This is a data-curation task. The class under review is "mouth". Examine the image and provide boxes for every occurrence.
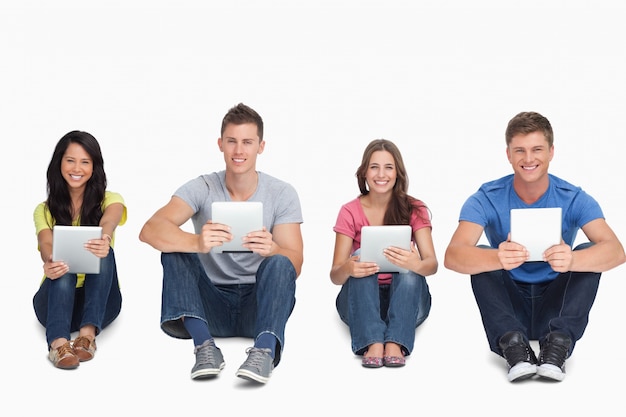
[374,180,389,185]
[521,165,538,171]
[232,158,245,163]
[69,174,83,180]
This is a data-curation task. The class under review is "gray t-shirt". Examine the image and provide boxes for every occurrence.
[174,170,303,285]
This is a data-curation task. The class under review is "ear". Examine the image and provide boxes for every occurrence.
[257,140,266,155]
[217,137,224,152]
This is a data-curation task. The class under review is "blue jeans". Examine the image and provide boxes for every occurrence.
[33,249,122,348]
[159,252,297,366]
[471,242,600,357]
[336,271,431,356]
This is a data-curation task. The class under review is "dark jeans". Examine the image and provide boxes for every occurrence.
[33,249,122,348]
[471,242,600,357]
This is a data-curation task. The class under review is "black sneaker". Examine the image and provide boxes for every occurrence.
[536,332,572,381]
[498,331,537,382]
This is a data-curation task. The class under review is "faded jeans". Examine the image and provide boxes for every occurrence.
[159,252,296,366]
[336,270,431,356]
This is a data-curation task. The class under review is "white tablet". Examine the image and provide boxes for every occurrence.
[510,207,562,262]
[211,201,264,253]
[359,225,412,273]
[52,225,102,274]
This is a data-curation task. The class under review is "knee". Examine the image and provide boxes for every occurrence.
[395,272,423,290]
[261,254,294,272]
[98,249,117,272]
[53,274,78,292]
[161,251,197,269]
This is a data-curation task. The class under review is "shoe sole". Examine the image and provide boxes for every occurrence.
[191,362,225,380]
[362,363,384,368]
[54,361,80,370]
[383,356,406,367]
[362,357,384,368]
[508,363,537,382]
[236,369,271,384]
[536,364,565,381]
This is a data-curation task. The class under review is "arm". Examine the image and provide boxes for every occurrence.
[265,223,304,277]
[329,233,379,285]
[37,228,68,280]
[139,196,203,253]
[99,202,124,240]
[444,220,523,275]
[544,218,626,273]
[241,222,303,276]
[84,202,125,258]
[139,196,248,254]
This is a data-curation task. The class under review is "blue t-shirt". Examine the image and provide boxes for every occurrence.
[459,173,603,283]
[174,170,303,285]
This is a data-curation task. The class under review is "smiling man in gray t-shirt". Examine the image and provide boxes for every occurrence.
[140,103,304,384]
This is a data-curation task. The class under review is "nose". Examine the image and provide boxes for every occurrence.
[523,150,534,162]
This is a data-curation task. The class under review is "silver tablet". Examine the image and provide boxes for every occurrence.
[211,201,264,253]
[52,225,103,274]
[359,225,412,273]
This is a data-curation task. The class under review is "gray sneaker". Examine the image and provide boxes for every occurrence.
[235,347,274,384]
[191,339,225,380]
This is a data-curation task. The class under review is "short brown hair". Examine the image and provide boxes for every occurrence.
[221,103,264,141]
[505,111,553,147]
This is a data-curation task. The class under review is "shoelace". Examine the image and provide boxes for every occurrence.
[243,347,271,371]
[73,336,91,351]
[195,342,218,365]
[540,342,568,367]
[57,342,75,358]
[504,343,534,366]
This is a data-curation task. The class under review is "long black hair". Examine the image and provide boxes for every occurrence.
[45,130,107,226]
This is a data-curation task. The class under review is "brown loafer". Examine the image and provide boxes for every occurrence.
[49,341,79,369]
[73,336,97,362]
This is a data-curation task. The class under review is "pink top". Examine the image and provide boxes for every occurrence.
[333,196,432,284]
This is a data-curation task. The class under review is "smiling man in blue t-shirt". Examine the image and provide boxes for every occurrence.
[444,111,625,382]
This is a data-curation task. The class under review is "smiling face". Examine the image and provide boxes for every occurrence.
[218,122,265,175]
[61,142,93,192]
[506,130,554,185]
[365,150,397,195]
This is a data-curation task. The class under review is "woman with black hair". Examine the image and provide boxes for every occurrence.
[33,130,127,369]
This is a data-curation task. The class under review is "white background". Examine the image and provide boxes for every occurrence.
[2,1,625,415]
